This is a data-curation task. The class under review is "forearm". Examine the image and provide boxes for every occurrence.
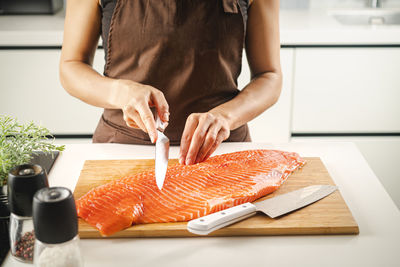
[60,0,169,141]
[60,61,129,110]
[212,0,282,131]
[59,0,127,110]
[210,70,282,130]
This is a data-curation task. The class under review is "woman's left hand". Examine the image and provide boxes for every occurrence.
[179,112,230,165]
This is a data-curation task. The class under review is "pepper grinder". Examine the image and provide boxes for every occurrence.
[33,187,83,267]
[8,164,49,263]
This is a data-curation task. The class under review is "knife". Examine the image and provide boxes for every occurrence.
[187,185,337,235]
[155,114,169,190]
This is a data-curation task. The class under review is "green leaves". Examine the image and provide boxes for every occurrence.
[0,115,65,186]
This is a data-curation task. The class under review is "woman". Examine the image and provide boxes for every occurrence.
[60,0,281,165]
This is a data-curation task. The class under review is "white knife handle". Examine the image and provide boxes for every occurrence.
[187,203,257,234]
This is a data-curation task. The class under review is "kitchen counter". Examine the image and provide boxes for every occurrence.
[1,9,400,46]
[3,142,400,267]
[280,9,400,45]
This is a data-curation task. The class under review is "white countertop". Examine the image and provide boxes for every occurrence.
[3,142,400,267]
[1,9,400,46]
[280,10,400,45]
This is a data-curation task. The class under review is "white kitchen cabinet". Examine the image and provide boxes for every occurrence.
[240,48,294,143]
[292,48,400,133]
[0,49,105,134]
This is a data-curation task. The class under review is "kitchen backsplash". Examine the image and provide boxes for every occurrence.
[281,0,400,9]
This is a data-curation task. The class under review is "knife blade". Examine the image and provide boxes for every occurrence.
[155,114,169,190]
[187,185,337,235]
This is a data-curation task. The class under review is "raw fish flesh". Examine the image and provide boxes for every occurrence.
[76,149,305,236]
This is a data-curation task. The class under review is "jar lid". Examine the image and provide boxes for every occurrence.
[8,164,49,216]
[33,187,78,244]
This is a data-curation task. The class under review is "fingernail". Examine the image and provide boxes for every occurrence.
[164,112,169,121]
[185,158,191,165]
[179,157,184,165]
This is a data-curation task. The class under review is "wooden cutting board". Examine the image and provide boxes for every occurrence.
[73,157,359,238]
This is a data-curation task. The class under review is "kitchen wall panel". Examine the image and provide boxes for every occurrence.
[0,49,105,134]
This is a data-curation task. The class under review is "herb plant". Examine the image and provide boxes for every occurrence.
[0,115,65,186]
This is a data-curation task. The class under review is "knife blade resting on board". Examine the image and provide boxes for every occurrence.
[187,185,337,235]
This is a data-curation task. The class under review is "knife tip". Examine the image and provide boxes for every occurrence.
[156,183,163,191]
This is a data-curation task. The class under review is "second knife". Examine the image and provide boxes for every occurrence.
[187,185,337,235]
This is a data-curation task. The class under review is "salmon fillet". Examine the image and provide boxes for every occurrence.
[76,149,305,236]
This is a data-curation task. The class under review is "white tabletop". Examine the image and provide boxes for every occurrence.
[3,142,400,267]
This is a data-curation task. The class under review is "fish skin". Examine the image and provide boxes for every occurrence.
[76,149,306,236]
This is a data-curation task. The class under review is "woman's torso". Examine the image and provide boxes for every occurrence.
[93,0,251,145]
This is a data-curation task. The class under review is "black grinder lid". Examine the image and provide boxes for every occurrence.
[8,164,49,217]
[33,187,78,244]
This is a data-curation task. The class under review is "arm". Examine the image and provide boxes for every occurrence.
[179,0,282,164]
[60,0,169,143]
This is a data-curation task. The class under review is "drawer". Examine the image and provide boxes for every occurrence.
[292,48,400,133]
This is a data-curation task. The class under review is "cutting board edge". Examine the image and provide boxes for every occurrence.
[78,225,360,239]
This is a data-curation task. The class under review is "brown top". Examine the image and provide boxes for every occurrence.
[93,0,251,145]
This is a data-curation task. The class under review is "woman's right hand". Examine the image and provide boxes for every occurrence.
[60,0,170,143]
[115,79,169,143]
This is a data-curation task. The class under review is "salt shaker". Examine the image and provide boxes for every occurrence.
[8,164,49,263]
[33,187,83,267]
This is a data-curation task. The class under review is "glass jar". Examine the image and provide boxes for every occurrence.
[34,235,83,267]
[9,213,35,262]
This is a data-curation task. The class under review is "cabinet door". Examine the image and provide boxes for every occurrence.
[292,48,400,133]
[239,48,294,142]
[0,49,105,134]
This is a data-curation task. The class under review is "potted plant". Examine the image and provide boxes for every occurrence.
[0,115,64,262]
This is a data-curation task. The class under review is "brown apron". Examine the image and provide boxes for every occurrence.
[93,0,251,145]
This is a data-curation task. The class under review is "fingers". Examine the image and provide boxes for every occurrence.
[150,90,170,122]
[135,101,157,143]
[184,115,213,165]
[179,114,199,165]
[125,117,140,129]
[195,123,219,164]
[180,113,230,165]
[121,85,169,143]
[203,128,229,162]
[123,106,146,132]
